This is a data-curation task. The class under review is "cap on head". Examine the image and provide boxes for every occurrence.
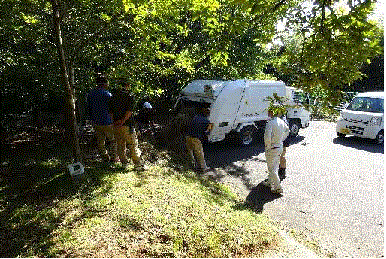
[143,102,152,109]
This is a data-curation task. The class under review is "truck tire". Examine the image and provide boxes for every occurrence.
[375,130,384,145]
[289,120,300,136]
[238,126,256,146]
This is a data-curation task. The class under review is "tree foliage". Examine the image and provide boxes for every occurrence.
[0,0,383,121]
[272,0,383,106]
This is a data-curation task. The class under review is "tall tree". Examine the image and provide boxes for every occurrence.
[49,0,81,162]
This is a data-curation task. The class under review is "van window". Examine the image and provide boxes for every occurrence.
[346,97,384,113]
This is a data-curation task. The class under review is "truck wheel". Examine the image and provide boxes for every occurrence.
[238,126,255,146]
[289,121,300,136]
[337,132,346,138]
[375,130,384,145]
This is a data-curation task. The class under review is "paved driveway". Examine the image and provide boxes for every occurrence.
[203,120,384,257]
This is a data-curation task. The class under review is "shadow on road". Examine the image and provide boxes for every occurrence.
[204,135,305,168]
[233,181,282,213]
[202,138,266,189]
[245,182,282,213]
[204,141,265,168]
[333,136,384,154]
[202,136,305,190]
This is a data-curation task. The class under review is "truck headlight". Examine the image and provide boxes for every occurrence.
[370,117,382,126]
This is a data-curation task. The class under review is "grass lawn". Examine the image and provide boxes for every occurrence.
[1,135,282,257]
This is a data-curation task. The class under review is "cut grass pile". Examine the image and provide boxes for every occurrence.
[3,160,281,257]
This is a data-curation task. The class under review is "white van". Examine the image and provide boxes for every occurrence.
[336,92,384,144]
[174,79,310,145]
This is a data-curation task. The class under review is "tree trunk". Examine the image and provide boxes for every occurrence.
[51,0,82,162]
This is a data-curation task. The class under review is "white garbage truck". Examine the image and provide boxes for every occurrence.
[174,79,310,145]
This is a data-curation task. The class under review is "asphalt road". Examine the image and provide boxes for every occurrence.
[203,120,384,257]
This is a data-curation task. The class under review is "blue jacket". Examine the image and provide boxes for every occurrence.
[87,88,113,125]
[187,114,210,139]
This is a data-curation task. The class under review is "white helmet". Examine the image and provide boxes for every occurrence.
[143,102,152,109]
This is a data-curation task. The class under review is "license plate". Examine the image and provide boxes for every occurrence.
[341,128,350,134]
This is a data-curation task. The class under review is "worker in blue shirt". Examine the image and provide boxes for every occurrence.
[186,106,213,172]
[86,75,117,163]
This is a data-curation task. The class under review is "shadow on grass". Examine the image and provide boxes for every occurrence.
[135,133,239,206]
[147,128,262,194]
[0,134,123,257]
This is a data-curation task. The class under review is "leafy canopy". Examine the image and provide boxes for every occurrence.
[271,0,383,105]
[0,0,383,118]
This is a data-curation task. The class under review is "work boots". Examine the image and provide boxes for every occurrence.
[278,168,286,182]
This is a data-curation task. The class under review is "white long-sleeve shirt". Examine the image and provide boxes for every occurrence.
[264,117,289,150]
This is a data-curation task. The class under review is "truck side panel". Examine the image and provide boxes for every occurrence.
[208,82,245,142]
[237,85,287,125]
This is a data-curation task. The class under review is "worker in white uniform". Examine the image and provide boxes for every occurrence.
[263,105,289,194]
